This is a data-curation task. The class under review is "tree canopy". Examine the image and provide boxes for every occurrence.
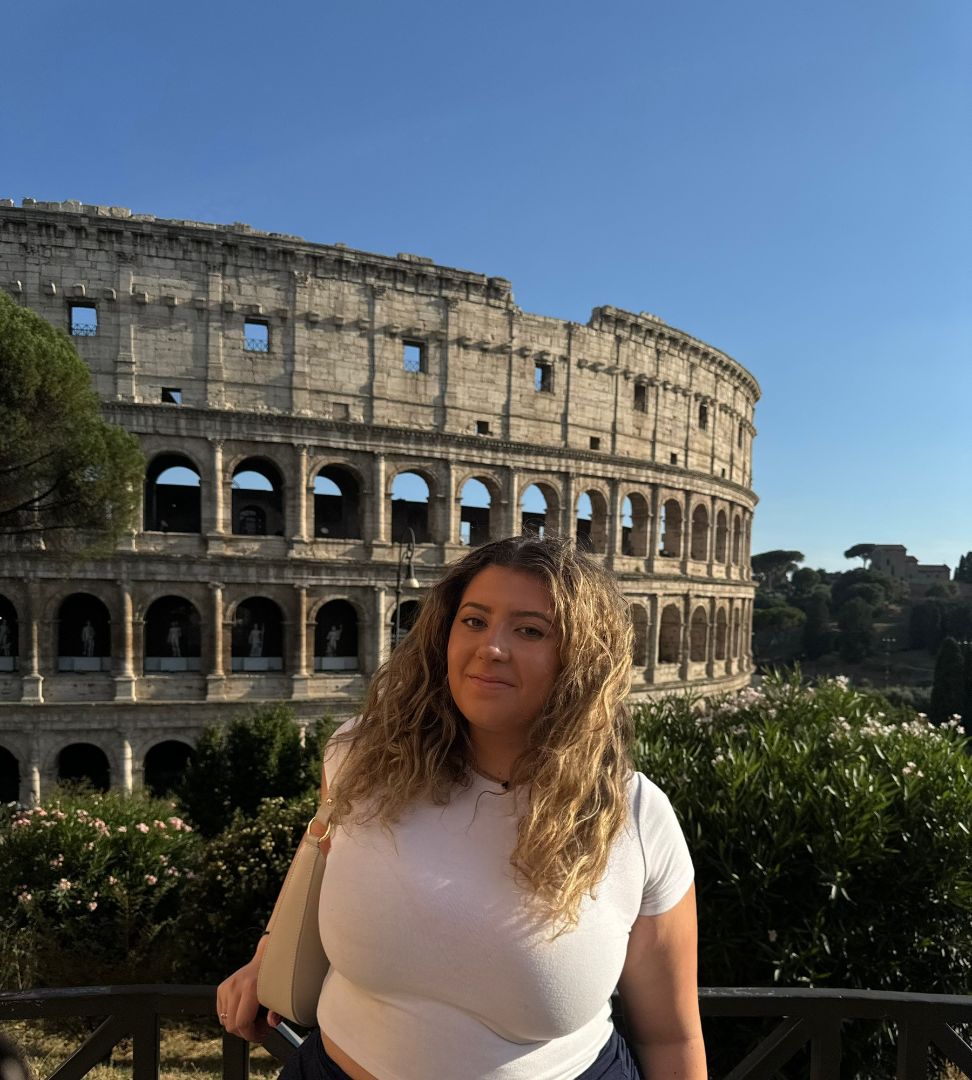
[751,549,804,590]
[0,291,143,549]
[844,543,875,567]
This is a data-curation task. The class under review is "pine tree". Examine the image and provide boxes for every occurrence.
[930,637,965,724]
[956,553,972,584]
[802,593,833,659]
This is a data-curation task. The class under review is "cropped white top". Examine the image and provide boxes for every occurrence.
[316,724,694,1080]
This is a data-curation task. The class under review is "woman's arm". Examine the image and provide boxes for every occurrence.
[216,768,333,1041]
[616,884,706,1079]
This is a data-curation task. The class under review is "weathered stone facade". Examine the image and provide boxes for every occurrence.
[0,199,759,803]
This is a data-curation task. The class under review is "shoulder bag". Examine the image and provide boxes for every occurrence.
[256,799,333,1026]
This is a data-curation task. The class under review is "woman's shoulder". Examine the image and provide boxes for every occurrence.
[322,716,361,785]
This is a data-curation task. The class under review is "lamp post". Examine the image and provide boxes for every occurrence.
[393,527,420,648]
[881,635,896,687]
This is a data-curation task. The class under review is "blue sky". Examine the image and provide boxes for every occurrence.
[4,1,969,571]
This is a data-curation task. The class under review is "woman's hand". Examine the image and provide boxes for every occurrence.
[217,945,275,1043]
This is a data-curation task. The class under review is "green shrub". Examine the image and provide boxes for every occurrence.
[177,705,335,836]
[0,788,198,988]
[633,674,972,1076]
[173,792,317,983]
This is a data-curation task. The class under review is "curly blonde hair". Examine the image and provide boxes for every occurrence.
[327,533,634,927]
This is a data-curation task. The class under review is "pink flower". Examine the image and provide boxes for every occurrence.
[136,823,150,834]
[153,820,167,830]
[56,879,73,892]
[144,875,158,885]
[17,892,32,904]
[116,826,128,833]
[87,901,98,911]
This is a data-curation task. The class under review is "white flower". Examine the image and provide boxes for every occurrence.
[767,929,778,943]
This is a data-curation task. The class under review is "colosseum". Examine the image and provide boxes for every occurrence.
[0,199,759,803]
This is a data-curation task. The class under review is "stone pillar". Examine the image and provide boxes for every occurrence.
[115,268,136,401]
[292,585,312,698]
[22,583,43,703]
[120,736,133,794]
[501,468,518,538]
[373,586,386,668]
[645,593,660,685]
[207,582,226,699]
[441,461,458,549]
[370,453,387,549]
[291,444,309,544]
[679,595,692,683]
[208,439,227,536]
[605,480,621,566]
[706,596,717,678]
[27,733,42,806]
[646,484,660,574]
[561,473,575,541]
[114,584,137,702]
[206,268,226,408]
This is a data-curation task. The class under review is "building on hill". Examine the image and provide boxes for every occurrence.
[868,545,951,591]
[0,198,759,802]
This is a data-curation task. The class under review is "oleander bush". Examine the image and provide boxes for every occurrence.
[173,791,317,983]
[632,672,972,1076]
[0,787,199,988]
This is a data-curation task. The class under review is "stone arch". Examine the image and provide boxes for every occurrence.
[57,593,112,671]
[575,488,608,553]
[143,740,194,796]
[144,453,202,533]
[690,503,709,561]
[390,470,433,544]
[630,604,649,668]
[715,509,728,564]
[313,463,362,539]
[459,475,496,547]
[0,743,19,802]
[0,594,19,671]
[690,605,708,662]
[715,607,728,661]
[520,481,561,538]
[143,595,202,672]
[231,597,285,671]
[57,742,110,791]
[621,493,650,558]
[314,599,360,671]
[232,457,285,536]
[659,499,683,558]
[658,604,681,664]
[731,514,742,565]
[389,599,421,648]
[732,606,742,657]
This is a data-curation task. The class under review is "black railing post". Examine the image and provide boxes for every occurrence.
[222,1031,250,1080]
[808,1019,842,1079]
[131,1009,160,1080]
[896,1016,931,1080]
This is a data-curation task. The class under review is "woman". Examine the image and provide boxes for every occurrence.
[218,535,706,1079]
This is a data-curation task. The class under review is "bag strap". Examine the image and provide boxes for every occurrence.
[301,798,333,850]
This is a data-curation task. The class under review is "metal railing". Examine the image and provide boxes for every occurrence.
[1,984,970,1079]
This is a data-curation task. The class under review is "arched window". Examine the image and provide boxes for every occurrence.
[459,478,492,547]
[690,504,709,561]
[144,741,194,797]
[58,743,110,792]
[58,594,111,672]
[690,607,708,662]
[232,459,284,536]
[658,605,681,664]
[660,500,682,558]
[389,599,421,648]
[731,515,742,565]
[314,466,361,539]
[144,596,202,672]
[144,454,201,533]
[521,484,550,538]
[315,600,359,671]
[621,494,649,558]
[391,472,430,544]
[0,745,19,803]
[0,595,19,672]
[232,598,284,671]
[715,510,728,564]
[575,490,608,553]
[631,606,648,668]
[715,609,728,661]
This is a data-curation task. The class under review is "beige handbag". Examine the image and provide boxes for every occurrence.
[256,800,333,1026]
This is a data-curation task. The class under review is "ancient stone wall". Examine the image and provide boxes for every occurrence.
[0,199,759,802]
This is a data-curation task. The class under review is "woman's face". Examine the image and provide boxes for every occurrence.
[447,564,562,745]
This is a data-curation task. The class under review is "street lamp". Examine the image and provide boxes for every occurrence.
[393,527,420,648]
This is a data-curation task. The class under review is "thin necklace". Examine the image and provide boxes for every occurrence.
[470,761,510,789]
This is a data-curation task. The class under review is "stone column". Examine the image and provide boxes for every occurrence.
[22,582,43,703]
[292,444,310,544]
[208,439,227,536]
[605,480,621,566]
[646,484,660,574]
[679,595,692,683]
[645,593,660,685]
[705,596,717,678]
[440,460,458,550]
[292,585,311,698]
[27,733,42,806]
[206,268,226,408]
[370,453,387,550]
[120,736,133,794]
[207,582,226,699]
[561,473,575,541]
[501,467,518,538]
[114,584,137,702]
[372,586,386,668]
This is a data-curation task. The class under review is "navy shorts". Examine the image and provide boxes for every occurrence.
[277,1027,640,1079]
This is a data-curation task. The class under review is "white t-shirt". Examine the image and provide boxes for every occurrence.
[316,723,694,1080]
